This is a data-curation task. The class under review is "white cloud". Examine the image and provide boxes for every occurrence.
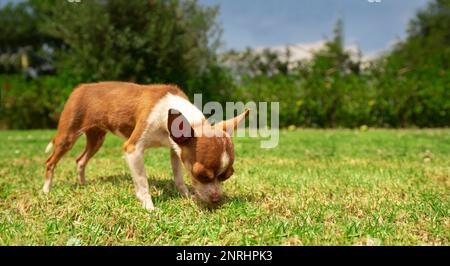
[254,41,327,61]
[253,40,385,63]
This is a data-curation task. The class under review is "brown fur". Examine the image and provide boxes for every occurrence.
[182,132,234,182]
[45,81,187,184]
[167,111,235,183]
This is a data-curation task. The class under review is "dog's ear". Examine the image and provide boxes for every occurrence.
[215,108,250,135]
[168,109,195,145]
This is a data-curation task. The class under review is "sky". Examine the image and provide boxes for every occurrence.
[199,0,430,55]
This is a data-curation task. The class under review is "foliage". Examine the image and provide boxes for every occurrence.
[29,0,222,87]
[0,0,449,129]
[0,1,58,74]
[0,73,80,129]
[223,9,450,128]
[376,0,450,127]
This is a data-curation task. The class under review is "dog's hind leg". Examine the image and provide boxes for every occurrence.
[76,128,106,185]
[44,133,80,193]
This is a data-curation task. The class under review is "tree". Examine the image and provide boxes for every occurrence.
[0,0,228,129]
[390,0,450,69]
[29,0,222,90]
[300,18,362,127]
[0,2,58,74]
[378,0,450,126]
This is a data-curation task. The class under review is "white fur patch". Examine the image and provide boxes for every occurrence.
[219,151,230,175]
[124,143,155,211]
[43,178,51,193]
[172,144,182,159]
[45,142,53,153]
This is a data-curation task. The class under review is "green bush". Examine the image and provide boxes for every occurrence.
[0,0,448,129]
[0,74,79,129]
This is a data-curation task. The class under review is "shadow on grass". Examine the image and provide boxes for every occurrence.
[79,174,187,199]
[71,174,257,209]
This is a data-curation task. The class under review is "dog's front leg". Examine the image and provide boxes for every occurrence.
[125,147,155,211]
[170,149,191,197]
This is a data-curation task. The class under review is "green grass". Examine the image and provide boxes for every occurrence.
[0,129,449,245]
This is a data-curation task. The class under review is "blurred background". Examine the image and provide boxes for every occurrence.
[0,0,448,129]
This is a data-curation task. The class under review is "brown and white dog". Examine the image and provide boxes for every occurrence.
[44,81,249,211]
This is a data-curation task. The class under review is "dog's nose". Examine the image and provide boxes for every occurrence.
[210,193,221,203]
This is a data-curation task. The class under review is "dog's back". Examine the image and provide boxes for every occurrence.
[58,81,188,138]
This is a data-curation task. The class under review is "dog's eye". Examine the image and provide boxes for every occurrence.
[196,173,211,183]
[218,167,234,181]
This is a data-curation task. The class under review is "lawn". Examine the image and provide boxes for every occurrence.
[0,129,448,245]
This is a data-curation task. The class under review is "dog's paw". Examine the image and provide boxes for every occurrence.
[42,183,50,193]
[142,200,156,211]
[182,190,194,198]
[177,186,192,198]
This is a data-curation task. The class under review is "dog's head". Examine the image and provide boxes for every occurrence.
[167,108,249,205]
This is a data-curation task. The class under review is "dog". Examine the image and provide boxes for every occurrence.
[44,82,249,211]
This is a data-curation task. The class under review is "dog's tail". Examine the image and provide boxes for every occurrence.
[45,138,55,153]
